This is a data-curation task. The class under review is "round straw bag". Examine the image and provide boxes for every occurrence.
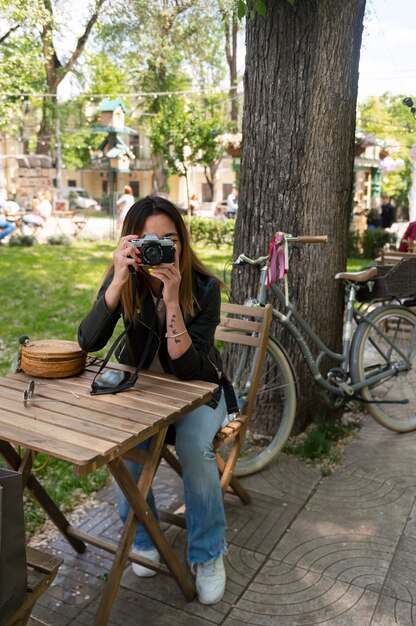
[19,339,87,378]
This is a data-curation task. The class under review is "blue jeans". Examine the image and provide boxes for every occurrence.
[0,219,16,241]
[116,390,228,565]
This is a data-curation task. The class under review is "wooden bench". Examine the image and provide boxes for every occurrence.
[377,249,416,265]
[5,546,63,626]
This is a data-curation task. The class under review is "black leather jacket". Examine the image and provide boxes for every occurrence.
[78,271,224,385]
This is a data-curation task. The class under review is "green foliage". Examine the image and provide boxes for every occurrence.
[150,96,227,180]
[361,230,396,259]
[347,229,361,258]
[358,93,416,205]
[190,217,235,248]
[237,0,266,18]
[348,229,396,259]
[46,234,72,246]
[0,33,45,136]
[8,234,38,247]
[58,98,102,170]
[237,0,297,19]
[84,52,130,97]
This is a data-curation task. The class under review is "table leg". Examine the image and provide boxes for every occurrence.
[93,430,195,626]
[0,441,86,553]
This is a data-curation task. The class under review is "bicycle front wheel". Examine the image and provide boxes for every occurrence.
[351,305,416,432]
[225,337,297,476]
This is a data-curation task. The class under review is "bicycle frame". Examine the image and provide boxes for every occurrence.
[253,261,411,400]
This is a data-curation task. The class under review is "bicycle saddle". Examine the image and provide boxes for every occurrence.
[334,266,378,282]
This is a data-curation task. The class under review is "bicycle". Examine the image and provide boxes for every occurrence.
[223,233,416,477]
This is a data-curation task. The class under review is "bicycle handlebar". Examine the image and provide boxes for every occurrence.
[233,234,328,266]
[295,235,328,243]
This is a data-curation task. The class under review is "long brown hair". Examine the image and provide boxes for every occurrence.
[102,195,220,321]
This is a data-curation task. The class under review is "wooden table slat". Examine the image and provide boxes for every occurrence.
[0,419,99,465]
[1,376,178,423]
[80,367,216,399]
[51,375,208,412]
[0,385,148,439]
[5,373,216,423]
[0,405,117,456]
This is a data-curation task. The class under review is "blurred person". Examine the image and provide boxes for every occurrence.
[22,189,52,227]
[189,193,201,216]
[226,188,238,218]
[0,215,15,244]
[117,185,135,229]
[365,206,381,230]
[0,189,17,243]
[398,220,416,252]
[214,202,227,220]
[380,193,395,229]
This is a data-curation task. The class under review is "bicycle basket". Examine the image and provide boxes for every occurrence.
[356,257,416,303]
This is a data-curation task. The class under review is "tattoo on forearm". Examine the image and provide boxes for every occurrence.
[168,314,181,343]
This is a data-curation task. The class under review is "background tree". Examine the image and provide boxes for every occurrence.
[56,53,132,171]
[233,0,366,432]
[0,1,47,148]
[36,0,107,155]
[97,0,229,190]
[218,0,240,123]
[150,96,226,212]
[359,93,416,210]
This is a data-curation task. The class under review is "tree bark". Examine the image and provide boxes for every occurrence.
[233,0,366,432]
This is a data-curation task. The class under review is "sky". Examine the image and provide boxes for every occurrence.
[358,0,416,101]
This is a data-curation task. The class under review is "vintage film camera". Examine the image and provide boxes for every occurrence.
[130,233,176,265]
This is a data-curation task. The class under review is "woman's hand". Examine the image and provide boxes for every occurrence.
[104,235,139,312]
[112,235,140,285]
[149,261,181,306]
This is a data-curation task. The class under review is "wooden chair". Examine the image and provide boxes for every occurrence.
[158,302,273,527]
[5,546,63,626]
[377,249,416,266]
[71,204,95,237]
[51,199,76,234]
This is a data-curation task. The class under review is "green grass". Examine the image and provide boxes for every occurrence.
[345,258,373,271]
[0,239,370,535]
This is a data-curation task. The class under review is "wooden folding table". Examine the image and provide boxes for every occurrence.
[0,361,217,625]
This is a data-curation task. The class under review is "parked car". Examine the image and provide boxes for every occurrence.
[60,187,99,211]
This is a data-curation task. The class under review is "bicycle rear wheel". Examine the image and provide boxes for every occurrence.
[351,305,416,432]
[222,337,297,476]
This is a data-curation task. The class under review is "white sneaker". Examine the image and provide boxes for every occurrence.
[131,548,160,577]
[195,554,226,605]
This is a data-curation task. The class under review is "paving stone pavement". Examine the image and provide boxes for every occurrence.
[30,416,416,625]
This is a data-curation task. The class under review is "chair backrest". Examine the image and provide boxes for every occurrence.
[215,302,273,419]
[379,249,416,266]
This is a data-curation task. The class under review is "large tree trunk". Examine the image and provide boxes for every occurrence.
[233,0,366,432]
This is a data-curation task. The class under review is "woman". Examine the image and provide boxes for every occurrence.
[22,189,52,227]
[78,195,228,605]
[116,185,135,229]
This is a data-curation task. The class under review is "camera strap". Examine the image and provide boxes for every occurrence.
[90,275,163,396]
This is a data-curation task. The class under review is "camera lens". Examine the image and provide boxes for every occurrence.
[143,242,163,265]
